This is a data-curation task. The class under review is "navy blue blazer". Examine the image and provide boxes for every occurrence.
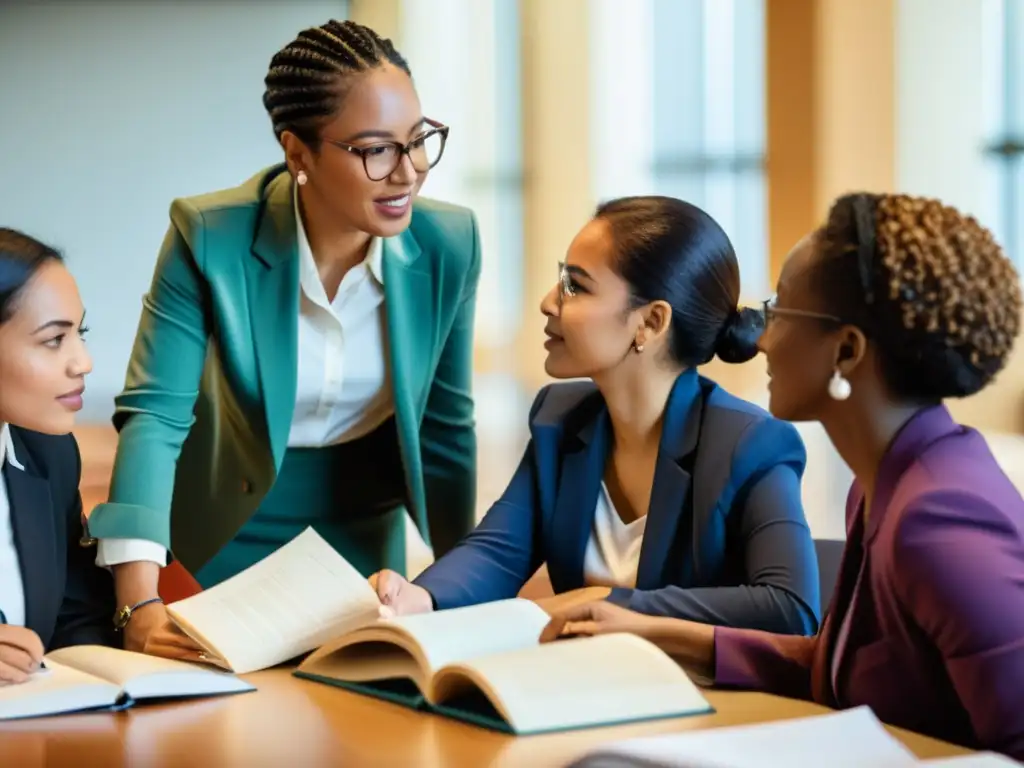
[2,428,116,650]
[415,370,821,635]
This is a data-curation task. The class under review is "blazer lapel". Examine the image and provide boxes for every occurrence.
[635,371,703,590]
[817,493,868,706]
[549,407,610,592]
[248,171,300,469]
[381,232,431,532]
[6,433,59,640]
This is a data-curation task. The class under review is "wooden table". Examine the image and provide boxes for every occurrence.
[0,668,970,767]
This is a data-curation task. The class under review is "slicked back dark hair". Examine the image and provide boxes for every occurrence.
[0,229,63,324]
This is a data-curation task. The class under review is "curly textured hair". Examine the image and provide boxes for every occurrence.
[813,192,1022,400]
[262,19,411,147]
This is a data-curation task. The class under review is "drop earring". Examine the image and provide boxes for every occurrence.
[296,170,308,186]
[828,369,852,401]
[633,340,645,354]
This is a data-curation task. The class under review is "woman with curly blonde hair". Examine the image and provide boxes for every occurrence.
[543,193,1024,759]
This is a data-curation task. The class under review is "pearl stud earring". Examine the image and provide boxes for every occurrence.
[828,369,851,401]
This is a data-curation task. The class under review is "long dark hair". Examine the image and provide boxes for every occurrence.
[0,228,64,323]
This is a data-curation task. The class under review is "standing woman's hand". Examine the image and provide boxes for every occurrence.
[122,602,206,661]
[0,625,44,685]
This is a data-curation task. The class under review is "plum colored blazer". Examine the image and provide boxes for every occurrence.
[714,405,1024,759]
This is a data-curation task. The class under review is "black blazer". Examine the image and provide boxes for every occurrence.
[5,427,116,649]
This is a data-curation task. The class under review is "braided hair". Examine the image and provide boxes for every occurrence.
[263,19,411,147]
[813,193,1022,401]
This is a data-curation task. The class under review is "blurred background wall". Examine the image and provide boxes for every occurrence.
[1,0,1023,545]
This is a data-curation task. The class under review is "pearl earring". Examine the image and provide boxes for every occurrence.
[296,170,308,186]
[634,342,645,354]
[828,369,852,401]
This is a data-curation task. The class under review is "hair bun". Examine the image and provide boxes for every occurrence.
[714,306,764,364]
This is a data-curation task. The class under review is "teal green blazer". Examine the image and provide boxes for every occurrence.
[88,164,481,572]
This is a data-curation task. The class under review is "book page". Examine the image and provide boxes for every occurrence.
[45,645,254,700]
[0,661,120,720]
[381,598,551,680]
[568,706,920,768]
[437,632,711,734]
[166,527,381,673]
[433,632,712,735]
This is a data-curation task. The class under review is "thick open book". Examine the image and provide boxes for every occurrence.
[293,598,713,735]
[163,527,710,734]
[0,645,254,720]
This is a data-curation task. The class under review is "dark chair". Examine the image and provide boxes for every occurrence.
[814,538,845,617]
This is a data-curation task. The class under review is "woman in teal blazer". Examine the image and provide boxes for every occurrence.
[86,20,480,659]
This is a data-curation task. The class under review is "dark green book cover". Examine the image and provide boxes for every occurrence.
[292,670,713,735]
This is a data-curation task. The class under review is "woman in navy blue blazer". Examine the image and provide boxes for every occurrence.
[373,197,820,634]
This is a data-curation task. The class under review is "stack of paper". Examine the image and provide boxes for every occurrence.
[566,707,1020,768]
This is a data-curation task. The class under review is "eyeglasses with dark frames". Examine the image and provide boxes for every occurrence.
[323,118,449,182]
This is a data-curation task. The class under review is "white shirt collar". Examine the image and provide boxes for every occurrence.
[293,184,384,301]
[0,425,24,472]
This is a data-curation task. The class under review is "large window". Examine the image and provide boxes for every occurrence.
[983,0,1024,266]
[590,0,768,301]
[400,0,523,351]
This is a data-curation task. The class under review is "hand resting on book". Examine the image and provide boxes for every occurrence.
[541,600,661,643]
[0,625,45,685]
[123,602,206,663]
[541,601,717,682]
[370,570,433,616]
[371,569,615,619]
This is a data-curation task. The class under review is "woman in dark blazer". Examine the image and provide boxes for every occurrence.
[85,20,480,661]
[542,193,1024,760]
[0,228,116,684]
[374,196,820,635]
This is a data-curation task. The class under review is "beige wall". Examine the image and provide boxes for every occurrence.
[762,0,1022,433]
[352,0,1023,433]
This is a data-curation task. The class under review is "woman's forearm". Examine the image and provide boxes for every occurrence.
[646,617,717,679]
[112,561,162,607]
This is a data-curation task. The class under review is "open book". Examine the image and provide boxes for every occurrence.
[162,527,710,734]
[0,645,254,721]
[165,528,383,674]
[293,598,713,735]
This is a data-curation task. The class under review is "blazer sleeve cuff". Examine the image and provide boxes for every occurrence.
[96,538,168,569]
[605,587,635,607]
[87,502,171,549]
[714,625,756,686]
[412,572,453,612]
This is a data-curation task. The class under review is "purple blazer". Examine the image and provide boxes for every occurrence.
[713,406,1024,759]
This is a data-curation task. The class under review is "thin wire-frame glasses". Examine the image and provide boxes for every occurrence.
[325,118,449,181]
[558,262,576,302]
[761,295,843,327]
